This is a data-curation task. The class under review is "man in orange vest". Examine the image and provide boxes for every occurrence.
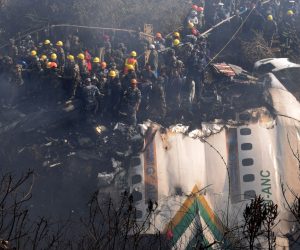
[124,51,138,74]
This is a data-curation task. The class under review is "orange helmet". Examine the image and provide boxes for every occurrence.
[101,61,107,69]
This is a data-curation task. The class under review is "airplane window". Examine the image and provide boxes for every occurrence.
[244,190,256,199]
[136,210,143,219]
[241,143,252,150]
[132,175,142,185]
[243,174,255,182]
[131,157,141,167]
[132,190,143,202]
[240,128,251,135]
[242,158,254,166]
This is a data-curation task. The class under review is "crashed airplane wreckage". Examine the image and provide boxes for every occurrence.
[98,61,300,249]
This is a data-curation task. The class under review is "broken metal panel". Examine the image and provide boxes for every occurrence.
[212,63,236,77]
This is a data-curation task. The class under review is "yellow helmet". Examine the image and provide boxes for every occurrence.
[50,53,57,60]
[130,51,137,57]
[56,41,63,46]
[77,53,85,60]
[46,62,52,68]
[188,22,194,28]
[67,55,74,61]
[30,50,37,56]
[44,39,51,45]
[93,57,100,63]
[173,39,180,46]
[127,65,135,71]
[267,15,273,21]
[40,55,47,61]
[287,10,294,16]
[109,70,116,77]
[173,32,180,38]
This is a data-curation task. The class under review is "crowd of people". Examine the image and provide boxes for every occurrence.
[0,0,299,127]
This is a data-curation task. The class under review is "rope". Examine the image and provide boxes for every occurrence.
[50,24,154,38]
[201,3,258,71]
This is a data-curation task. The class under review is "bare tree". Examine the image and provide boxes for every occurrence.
[243,195,278,250]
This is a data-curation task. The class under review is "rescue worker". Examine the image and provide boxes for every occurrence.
[8,39,18,61]
[39,55,48,70]
[10,64,24,105]
[123,78,141,126]
[63,55,81,98]
[27,50,42,80]
[109,62,120,78]
[166,70,183,120]
[25,35,35,51]
[164,49,179,75]
[77,53,89,79]
[180,75,195,122]
[50,53,58,64]
[84,49,92,72]
[55,41,65,71]
[91,57,101,78]
[121,64,137,91]
[263,15,278,47]
[154,33,165,50]
[139,64,154,121]
[141,63,157,83]
[44,61,61,104]
[149,77,167,123]
[82,78,101,116]
[106,70,122,121]
[214,2,227,24]
[148,44,159,76]
[197,6,205,29]
[186,49,206,101]
[100,61,108,74]
[183,22,199,42]
[280,10,297,54]
[113,43,127,68]
[40,39,53,56]
[124,51,139,73]
[186,10,199,27]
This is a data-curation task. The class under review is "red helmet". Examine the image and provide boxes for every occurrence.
[198,6,204,12]
[51,62,58,68]
[192,4,198,11]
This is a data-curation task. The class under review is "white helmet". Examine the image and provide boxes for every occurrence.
[149,44,155,50]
